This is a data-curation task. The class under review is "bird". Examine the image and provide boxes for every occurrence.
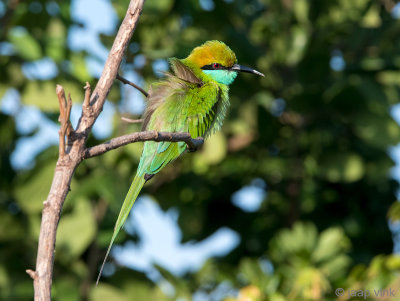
[97,40,264,284]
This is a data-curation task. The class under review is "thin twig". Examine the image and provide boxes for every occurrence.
[121,116,144,123]
[85,131,204,159]
[117,74,149,97]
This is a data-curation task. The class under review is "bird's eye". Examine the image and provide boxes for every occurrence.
[213,63,220,69]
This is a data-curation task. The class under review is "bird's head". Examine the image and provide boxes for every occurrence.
[184,40,264,85]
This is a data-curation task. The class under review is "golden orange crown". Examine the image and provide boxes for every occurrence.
[185,40,237,68]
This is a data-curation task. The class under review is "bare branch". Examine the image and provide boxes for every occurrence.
[83,82,91,111]
[30,1,146,300]
[121,116,144,123]
[85,131,204,159]
[117,74,149,97]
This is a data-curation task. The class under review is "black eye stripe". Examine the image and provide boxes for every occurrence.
[201,63,228,70]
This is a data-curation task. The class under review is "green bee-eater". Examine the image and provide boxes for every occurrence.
[97,40,264,283]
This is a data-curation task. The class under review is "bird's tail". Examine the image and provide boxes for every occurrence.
[96,173,146,285]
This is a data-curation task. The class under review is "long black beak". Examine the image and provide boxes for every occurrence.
[230,64,264,77]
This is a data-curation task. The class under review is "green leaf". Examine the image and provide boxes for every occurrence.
[15,162,56,214]
[53,277,80,301]
[193,131,227,173]
[46,19,66,62]
[21,80,84,111]
[89,284,130,301]
[70,53,91,82]
[361,4,381,28]
[377,71,400,86]
[313,227,351,263]
[319,153,365,183]
[0,211,25,241]
[8,27,42,61]
[354,107,400,148]
[122,280,171,301]
[143,0,174,15]
[385,255,400,271]
[21,81,59,111]
[0,265,10,297]
[387,202,400,223]
[291,267,330,300]
[319,254,351,281]
[0,85,8,100]
[238,258,277,292]
[56,198,96,259]
[293,0,309,24]
[269,222,318,262]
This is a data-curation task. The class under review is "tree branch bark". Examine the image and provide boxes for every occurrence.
[27,1,147,300]
[85,131,204,159]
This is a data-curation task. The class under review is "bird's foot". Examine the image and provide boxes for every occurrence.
[187,137,204,152]
[144,173,155,181]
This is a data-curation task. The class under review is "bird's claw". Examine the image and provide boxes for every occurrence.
[187,137,204,152]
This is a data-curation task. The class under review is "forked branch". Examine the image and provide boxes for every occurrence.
[27,2,204,299]
[28,1,147,300]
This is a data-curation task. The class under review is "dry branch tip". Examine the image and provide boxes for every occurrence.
[26,269,37,280]
[121,116,144,123]
[83,82,91,110]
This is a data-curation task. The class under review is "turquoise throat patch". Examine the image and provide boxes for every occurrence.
[203,70,238,85]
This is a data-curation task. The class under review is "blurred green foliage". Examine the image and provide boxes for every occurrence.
[1,0,400,300]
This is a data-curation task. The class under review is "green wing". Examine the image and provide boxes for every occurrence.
[139,59,228,176]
